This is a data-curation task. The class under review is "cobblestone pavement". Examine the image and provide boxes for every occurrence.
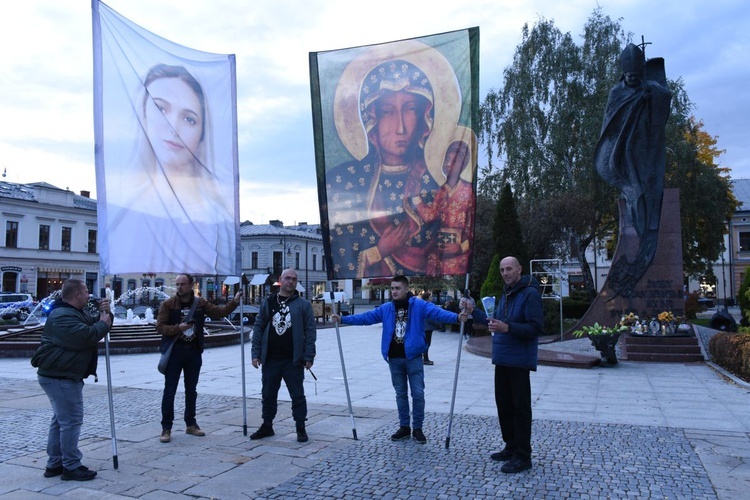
[0,377,724,499]
[260,415,715,500]
[1,322,748,499]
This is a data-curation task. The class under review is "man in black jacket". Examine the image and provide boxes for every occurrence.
[250,268,316,442]
[32,279,112,481]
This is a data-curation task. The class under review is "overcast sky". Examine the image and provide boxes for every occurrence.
[0,0,747,226]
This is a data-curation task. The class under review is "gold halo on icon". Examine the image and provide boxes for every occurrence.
[333,39,462,180]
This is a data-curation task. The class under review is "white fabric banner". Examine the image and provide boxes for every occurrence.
[92,0,240,276]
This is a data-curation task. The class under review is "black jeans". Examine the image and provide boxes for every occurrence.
[161,342,202,430]
[494,365,532,460]
[261,357,307,424]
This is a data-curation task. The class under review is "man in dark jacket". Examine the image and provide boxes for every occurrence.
[468,256,543,473]
[250,268,316,442]
[32,279,112,481]
[156,274,242,443]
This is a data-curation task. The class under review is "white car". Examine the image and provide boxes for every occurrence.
[0,292,35,320]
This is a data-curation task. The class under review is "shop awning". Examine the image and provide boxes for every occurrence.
[38,267,85,274]
[249,274,270,285]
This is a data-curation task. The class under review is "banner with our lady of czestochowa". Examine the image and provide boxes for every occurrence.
[310,28,479,280]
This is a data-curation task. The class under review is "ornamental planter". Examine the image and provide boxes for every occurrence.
[589,332,620,365]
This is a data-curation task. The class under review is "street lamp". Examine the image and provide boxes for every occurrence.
[279,237,292,268]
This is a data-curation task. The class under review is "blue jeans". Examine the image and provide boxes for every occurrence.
[38,375,85,470]
[388,356,425,429]
[161,343,202,430]
[261,357,307,424]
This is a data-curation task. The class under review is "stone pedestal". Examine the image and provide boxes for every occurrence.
[575,189,684,357]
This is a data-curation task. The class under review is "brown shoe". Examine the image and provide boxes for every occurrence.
[159,429,171,443]
[186,425,206,436]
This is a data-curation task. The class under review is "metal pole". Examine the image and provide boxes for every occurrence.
[104,286,119,468]
[445,274,469,449]
[334,319,358,440]
[104,332,119,468]
[239,275,249,436]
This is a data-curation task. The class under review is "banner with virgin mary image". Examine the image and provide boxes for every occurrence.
[92,1,240,276]
[310,28,479,280]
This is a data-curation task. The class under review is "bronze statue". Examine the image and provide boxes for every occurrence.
[594,43,672,298]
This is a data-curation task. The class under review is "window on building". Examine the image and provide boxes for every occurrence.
[5,221,18,248]
[295,252,300,269]
[61,227,72,252]
[273,251,282,276]
[740,232,750,252]
[251,251,258,269]
[312,254,317,271]
[39,224,50,250]
[88,229,97,254]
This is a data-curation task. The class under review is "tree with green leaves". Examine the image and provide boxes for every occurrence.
[480,254,503,300]
[480,183,528,298]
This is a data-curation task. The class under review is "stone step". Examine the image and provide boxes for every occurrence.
[626,335,699,345]
[624,334,703,362]
[627,352,705,362]
[626,344,703,355]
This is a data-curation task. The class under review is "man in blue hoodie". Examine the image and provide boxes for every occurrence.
[332,275,467,444]
[467,256,543,473]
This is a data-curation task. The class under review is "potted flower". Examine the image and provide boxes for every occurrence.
[658,311,676,334]
[572,322,626,365]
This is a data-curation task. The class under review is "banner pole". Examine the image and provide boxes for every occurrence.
[104,286,119,468]
[240,275,249,436]
[445,273,470,449]
[330,289,357,440]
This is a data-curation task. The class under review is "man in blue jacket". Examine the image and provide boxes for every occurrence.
[332,275,468,444]
[467,256,543,473]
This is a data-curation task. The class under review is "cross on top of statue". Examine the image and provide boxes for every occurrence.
[637,35,652,58]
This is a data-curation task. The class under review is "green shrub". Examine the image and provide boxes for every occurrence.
[683,291,703,320]
[542,300,561,337]
[709,332,750,383]
[738,272,750,327]
[562,296,591,319]
[480,254,503,300]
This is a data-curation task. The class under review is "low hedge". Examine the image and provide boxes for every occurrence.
[708,332,750,383]
[562,297,590,319]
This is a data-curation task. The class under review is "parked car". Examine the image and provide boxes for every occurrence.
[228,305,260,326]
[0,292,35,320]
[313,292,347,304]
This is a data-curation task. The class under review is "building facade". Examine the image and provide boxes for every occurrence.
[0,180,331,305]
[1,181,100,300]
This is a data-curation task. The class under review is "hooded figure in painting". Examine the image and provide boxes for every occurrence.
[325,59,441,278]
[594,43,672,297]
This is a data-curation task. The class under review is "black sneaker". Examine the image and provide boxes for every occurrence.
[490,448,513,462]
[412,428,427,444]
[501,456,532,473]
[423,359,434,365]
[390,426,411,441]
[296,423,309,443]
[250,423,275,440]
[44,465,63,478]
[61,465,97,481]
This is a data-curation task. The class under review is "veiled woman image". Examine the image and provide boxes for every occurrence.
[104,64,235,274]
